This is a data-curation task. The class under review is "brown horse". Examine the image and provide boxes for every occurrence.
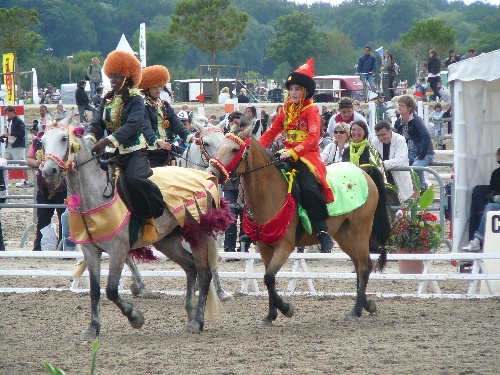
[207,124,391,325]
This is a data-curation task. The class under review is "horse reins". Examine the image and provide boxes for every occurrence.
[209,132,281,183]
[175,127,223,169]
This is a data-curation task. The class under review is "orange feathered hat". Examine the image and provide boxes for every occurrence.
[137,65,170,90]
[285,58,316,99]
[103,50,142,88]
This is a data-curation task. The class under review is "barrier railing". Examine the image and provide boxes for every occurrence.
[0,163,65,247]
[0,251,498,298]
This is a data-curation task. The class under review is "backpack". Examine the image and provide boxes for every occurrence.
[389,61,400,78]
[84,64,92,81]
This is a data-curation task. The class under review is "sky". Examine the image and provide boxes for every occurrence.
[292,0,500,5]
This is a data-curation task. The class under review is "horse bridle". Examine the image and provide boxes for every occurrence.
[176,127,224,169]
[209,132,281,183]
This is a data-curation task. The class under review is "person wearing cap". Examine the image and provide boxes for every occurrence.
[327,97,366,135]
[258,58,335,253]
[75,80,96,124]
[86,50,166,240]
[138,65,194,168]
[375,92,390,123]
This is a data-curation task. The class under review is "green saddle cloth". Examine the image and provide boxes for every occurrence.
[283,162,369,235]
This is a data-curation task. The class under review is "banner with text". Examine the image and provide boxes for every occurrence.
[2,53,15,104]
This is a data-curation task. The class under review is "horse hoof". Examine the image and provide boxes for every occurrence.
[344,310,359,321]
[184,321,203,333]
[218,292,235,302]
[283,304,294,318]
[259,319,274,328]
[366,300,378,314]
[80,327,98,342]
[129,310,145,329]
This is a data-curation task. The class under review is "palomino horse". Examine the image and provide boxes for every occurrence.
[41,114,232,339]
[207,123,391,325]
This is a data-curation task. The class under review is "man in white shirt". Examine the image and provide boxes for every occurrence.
[372,120,414,204]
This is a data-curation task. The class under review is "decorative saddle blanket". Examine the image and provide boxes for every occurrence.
[296,161,369,235]
[148,166,220,226]
[325,162,369,217]
[68,166,220,243]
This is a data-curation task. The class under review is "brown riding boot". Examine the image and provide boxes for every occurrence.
[142,218,159,243]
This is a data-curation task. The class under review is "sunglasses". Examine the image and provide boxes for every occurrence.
[334,130,346,134]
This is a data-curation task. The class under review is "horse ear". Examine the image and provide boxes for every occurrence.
[60,108,74,126]
[235,116,253,140]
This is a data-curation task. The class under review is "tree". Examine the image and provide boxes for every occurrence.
[132,28,187,69]
[267,12,321,70]
[401,18,456,61]
[0,6,44,100]
[169,0,249,96]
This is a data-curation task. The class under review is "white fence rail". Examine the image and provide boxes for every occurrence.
[1,251,499,299]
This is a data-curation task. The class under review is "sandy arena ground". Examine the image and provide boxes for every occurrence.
[3,104,494,375]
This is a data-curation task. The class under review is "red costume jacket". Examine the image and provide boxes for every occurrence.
[259,100,334,203]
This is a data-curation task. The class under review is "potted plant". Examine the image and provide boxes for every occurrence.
[390,173,443,274]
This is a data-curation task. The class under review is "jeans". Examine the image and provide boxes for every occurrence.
[78,104,96,123]
[33,190,66,251]
[469,185,490,239]
[427,76,441,101]
[57,210,76,251]
[360,73,376,93]
[90,81,100,98]
[474,203,500,240]
[408,151,433,190]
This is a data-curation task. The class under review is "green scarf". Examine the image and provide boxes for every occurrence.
[349,138,368,166]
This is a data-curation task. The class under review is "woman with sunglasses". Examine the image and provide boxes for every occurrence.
[321,122,350,165]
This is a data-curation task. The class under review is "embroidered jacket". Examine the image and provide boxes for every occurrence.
[259,100,334,203]
[87,89,147,154]
[142,98,193,147]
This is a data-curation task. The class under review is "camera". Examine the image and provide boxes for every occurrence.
[0,136,5,143]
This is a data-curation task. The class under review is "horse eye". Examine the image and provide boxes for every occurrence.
[231,148,239,154]
[62,135,68,142]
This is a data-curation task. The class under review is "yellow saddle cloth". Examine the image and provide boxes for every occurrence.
[68,166,220,243]
[149,166,220,226]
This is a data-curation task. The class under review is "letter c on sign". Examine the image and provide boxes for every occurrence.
[492,215,500,233]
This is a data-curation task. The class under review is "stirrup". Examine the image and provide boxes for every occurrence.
[142,218,159,243]
[317,231,333,253]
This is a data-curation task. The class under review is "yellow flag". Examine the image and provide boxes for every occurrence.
[2,53,15,104]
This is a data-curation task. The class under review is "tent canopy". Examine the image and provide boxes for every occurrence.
[449,49,500,252]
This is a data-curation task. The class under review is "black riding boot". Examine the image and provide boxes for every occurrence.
[315,220,333,253]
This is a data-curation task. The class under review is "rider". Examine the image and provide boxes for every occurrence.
[86,50,165,242]
[258,58,335,253]
[138,65,195,167]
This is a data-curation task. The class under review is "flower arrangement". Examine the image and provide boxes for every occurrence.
[390,173,443,253]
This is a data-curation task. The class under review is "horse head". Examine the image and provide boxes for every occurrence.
[207,117,254,183]
[41,108,86,183]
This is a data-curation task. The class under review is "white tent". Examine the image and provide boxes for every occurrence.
[449,49,500,253]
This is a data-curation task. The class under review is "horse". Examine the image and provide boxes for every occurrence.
[207,123,392,325]
[175,127,234,302]
[40,112,232,339]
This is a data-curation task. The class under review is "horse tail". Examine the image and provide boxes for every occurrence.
[363,166,392,272]
[73,259,87,278]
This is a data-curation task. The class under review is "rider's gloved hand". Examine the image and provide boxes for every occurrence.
[492,195,500,204]
[92,138,111,154]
